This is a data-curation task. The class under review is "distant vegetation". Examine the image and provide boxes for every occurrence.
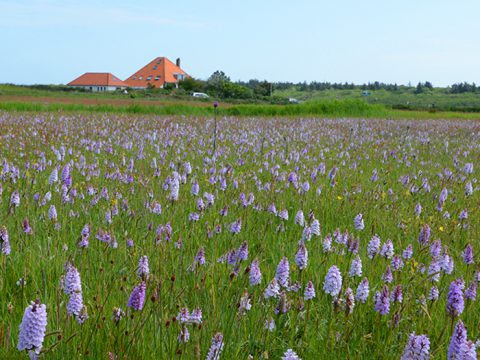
[271,81,480,112]
[1,75,480,114]
[178,73,480,112]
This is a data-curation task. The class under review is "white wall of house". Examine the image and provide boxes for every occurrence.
[71,85,124,92]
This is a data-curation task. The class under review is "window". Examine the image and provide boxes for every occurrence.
[154,76,160,81]
[174,73,185,81]
[132,76,137,80]
[146,75,152,81]
[153,66,157,70]
[139,76,143,80]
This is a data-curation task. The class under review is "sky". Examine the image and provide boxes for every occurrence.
[1,0,479,86]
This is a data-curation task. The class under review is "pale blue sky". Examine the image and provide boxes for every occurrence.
[1,0,479,86]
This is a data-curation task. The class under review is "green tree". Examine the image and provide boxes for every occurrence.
[225,82,252,98]
[178,77,205,92]
[253,81,272,97]
[206,70,231,97]
[207,71,230,86]
[414,82,424,94]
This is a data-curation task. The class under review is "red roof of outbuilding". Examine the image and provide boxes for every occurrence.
[68,73,128,87]
[123,57,188,88]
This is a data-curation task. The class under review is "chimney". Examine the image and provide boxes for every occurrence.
[176,58,181,68]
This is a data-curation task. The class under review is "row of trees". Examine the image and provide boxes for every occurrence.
[265,81,477,93]
[449,82,478,94]
[178,71,479,99]
[413,81,433,94]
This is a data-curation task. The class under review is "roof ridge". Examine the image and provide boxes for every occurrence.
[67,72,127,87]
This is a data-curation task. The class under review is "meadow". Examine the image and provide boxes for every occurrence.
[1,111,479,359]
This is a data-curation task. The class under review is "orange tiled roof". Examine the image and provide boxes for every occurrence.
[123,57,188,88]
[68,73,128,87]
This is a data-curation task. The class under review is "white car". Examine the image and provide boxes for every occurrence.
[192,92,210,98]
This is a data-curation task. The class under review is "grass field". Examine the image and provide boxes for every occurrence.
[1,111,479,359]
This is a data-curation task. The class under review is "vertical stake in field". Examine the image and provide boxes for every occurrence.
[213,102,219,157]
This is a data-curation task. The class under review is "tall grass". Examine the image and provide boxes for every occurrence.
[0,102,210,116]
[1,99,478,119]
[223,99,389,117]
